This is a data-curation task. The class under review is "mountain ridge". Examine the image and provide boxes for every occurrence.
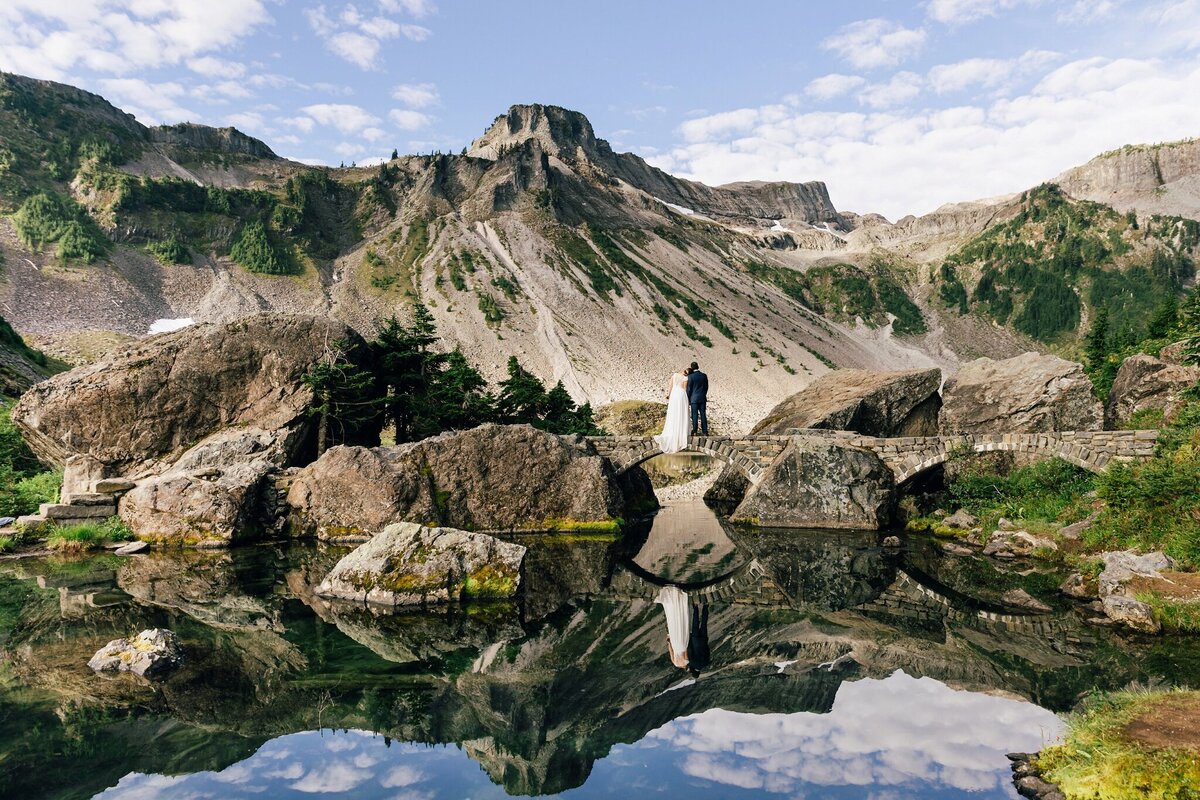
[1,72,1196,431]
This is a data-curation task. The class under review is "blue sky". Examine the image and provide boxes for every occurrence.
[2,0,1200,218]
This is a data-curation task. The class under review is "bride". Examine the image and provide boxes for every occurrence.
[654,367,691,454]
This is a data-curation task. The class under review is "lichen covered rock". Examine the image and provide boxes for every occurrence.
[1104,354,1200,428]
[317,522,526,606]
[87,628,184,678]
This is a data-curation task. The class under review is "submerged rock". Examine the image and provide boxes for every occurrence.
[316,522,526,606]
[288,424,651,538]
[729,439,894,529]
[87,628,184,678]
[12,313,361,476]
[1001,588,1053,613]
[939,353,1102,434]
[1104,354,1200,428]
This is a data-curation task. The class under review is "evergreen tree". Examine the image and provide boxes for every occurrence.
[496,356,547,424]
[1085,306,1110,372]
[1147,293,1179,339]
[429,348,494,430]
[391,148,399,160]
[303,341,380,455]
[542,381,577,434]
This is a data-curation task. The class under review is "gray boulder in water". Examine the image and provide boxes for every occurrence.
[88,628,184,678]
[706,367,941,509]
[729,439,895,529]
[317,522,526,606]
[939,352,1102,434]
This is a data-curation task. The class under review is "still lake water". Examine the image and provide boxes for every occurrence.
[2,500,1197,799]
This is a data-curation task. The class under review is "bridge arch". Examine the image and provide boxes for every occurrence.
[889,434,1117,486]
[586,436,789,486]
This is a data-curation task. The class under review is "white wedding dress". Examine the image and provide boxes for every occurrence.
[654,372,690,454]
[655,585,691,668]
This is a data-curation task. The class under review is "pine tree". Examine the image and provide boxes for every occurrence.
[1147,293,1179,339]
[496,356,547,424]
[1085,306,1110,372]
[543,381,577,433]
[430,348,494,430]
[391,148,399,160]
[303,340,380,455]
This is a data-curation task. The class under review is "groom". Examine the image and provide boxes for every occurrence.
[686,361,709,436]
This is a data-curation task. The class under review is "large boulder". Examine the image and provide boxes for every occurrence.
[751,368,943,436]
[729,439,895,529]
[316,522,527,606]
[11,314,362,476]
[939,353,1102,434]
[117,428,287,545]
[1105,354,1200,428]
[288,423,653,538]
[707,368,940,509]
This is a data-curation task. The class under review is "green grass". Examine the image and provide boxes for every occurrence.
[45,517,133,553]
[1135,592,1200,633]
[946,454,1096,529]
[1036,689,1200,800]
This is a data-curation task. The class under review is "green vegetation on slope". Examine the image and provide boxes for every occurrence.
[0,401,60,518]
[1036,689,1200,800]
[938,183,1197,344]
[11,191,107,263]
[746,259,927,335]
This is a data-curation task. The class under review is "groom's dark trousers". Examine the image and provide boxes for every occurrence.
[686,370,709,435]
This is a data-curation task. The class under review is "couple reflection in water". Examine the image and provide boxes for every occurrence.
[655,585,711,676]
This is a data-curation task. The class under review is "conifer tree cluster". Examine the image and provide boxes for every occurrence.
[304,303,602,453]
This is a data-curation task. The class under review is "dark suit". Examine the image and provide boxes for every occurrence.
[686,370,708,435]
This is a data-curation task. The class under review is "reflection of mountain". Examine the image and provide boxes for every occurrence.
[0,530,1184,798]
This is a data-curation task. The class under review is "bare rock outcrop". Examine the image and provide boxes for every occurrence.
[316,522,526,606]
[707,368,940,510]
[729,439,895,529]
[1105,354,1200,428]
[288,424,654,538]
[12,314,360,476]
[88,628,184,678]
[939,353,1102,435]
[117,428,288,545]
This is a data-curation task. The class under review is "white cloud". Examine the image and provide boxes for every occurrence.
[379,0,437,16]
[928,50,1060,93]
[290,762,370,793]
[859,71,923,108]
[380,765,426,788]
[806,73,867,100]
[328,31,381,69]
[361,126,387,141]
[187,56,246,79]
[1057,0,1120,24]
[280,115,316,132]
[389,108,433,129]
[301,103,382,134]
[0,0,270,80]
[305,2,428,69]
[226,112,265,130]
[392,82,439,107]
[821,18,927,69]
[97,78,194,124]
[926,0,1032,25]
[657,53,1200,220]
[400,24,432,41]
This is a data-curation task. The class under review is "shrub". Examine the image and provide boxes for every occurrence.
[11,191,107,263]
[147,237,191,265]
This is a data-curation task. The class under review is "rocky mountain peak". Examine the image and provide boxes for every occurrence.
[468,103,601,161]
[149,123,277,159]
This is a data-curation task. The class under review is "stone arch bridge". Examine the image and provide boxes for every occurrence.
[587,428,1159,486]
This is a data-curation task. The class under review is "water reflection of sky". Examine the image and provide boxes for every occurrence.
[96,671,1062,800]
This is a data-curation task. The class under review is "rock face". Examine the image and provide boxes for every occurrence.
[1101,595,1160,633]
[751,368,943,436]
[12,314,361,475]
[118,428,287,544]
[87,628,184,678]
[288,424,652,538]
[1105,354,1200,428]
[316,522,526,606]
[707,368,940,509]
[729,439,894,529]
[939,353,1102,434]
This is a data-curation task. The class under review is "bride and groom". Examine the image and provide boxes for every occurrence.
[654,361,708,455]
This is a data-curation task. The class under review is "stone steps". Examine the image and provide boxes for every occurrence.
[15,471,136,535]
